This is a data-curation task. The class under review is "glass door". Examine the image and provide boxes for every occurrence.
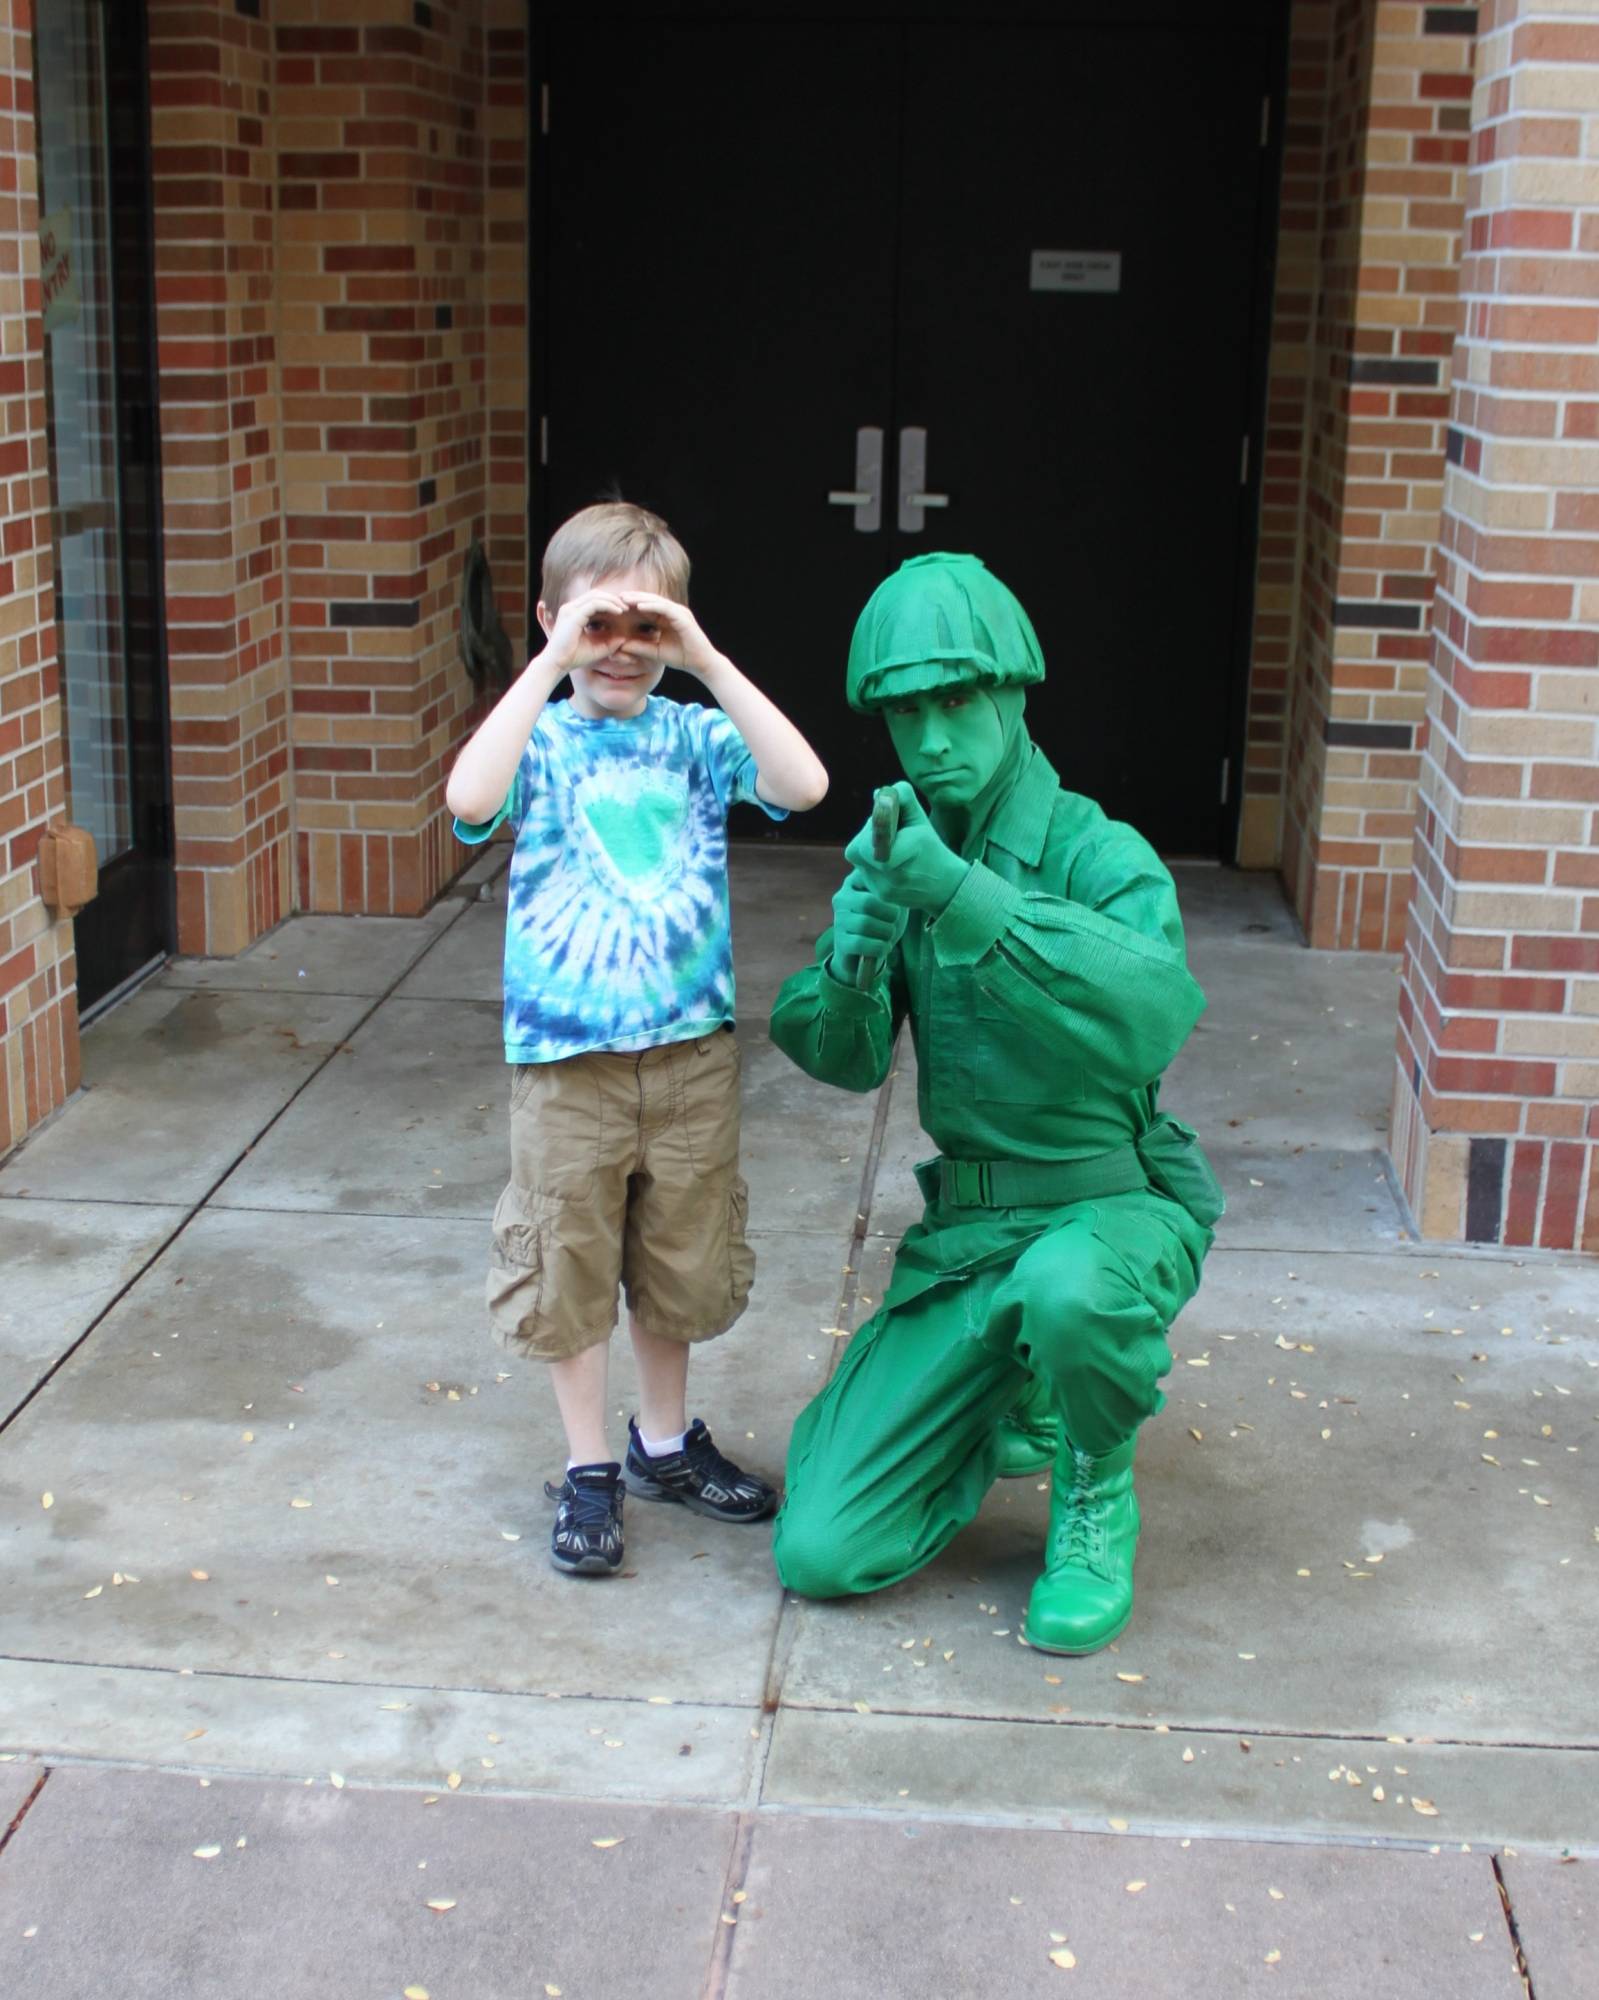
[34,0,172,1009]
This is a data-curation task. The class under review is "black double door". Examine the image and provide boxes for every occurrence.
[536,7,1275,855]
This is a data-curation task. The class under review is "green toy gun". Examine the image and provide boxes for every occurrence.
[854,787,900,991]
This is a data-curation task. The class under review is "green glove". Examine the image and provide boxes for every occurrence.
[828,869,908,991]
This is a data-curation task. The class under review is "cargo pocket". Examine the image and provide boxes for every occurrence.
[486,1181,547,1353]
[973,991,1081,1106]
[727,1174,756,1319]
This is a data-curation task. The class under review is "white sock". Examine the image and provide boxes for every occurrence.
[639,1428,685,1458]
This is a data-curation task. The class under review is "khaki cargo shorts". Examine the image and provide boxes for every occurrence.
[487,1028,756,1361]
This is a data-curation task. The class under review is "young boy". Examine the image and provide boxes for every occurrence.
[446,501,828,1576]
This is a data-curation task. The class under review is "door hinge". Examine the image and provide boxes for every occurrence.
[541,83,550,136]
[1239,434,1250,485]
[1220,757,1231,806]
[1260,94,1270,147]
[539,414,548,466]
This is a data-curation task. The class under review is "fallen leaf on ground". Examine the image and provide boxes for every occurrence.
[1125,1880,1147,1894]
[1049,1948,1077,1969]
[41,1493,52,1509]
[446,1772,462,1790]
[1115,1672,1144,1684]
[425,1897,457,1913]
[192,1845,221,1860]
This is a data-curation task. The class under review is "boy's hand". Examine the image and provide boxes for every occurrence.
[541,585,638,676]
[613,592,725,682]
[828,870,909,988]
[843,782,968,915]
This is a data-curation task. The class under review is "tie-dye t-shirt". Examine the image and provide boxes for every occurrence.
[455,696,783,1064]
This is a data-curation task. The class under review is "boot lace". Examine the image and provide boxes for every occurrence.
[1058,1452,1109,1574]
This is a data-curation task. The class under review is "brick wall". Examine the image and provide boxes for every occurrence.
[277,1,490,916]
[1391,0,1599,1251]
[148,0,291,958]
[1276,1,1476,947]
[0,0,78,1148]
[1240,3,1334,870]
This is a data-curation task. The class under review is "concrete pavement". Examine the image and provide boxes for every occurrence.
[1,841,1594,1997]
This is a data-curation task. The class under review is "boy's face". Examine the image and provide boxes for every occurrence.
[882,686,1006,807]
[543,566,668,720]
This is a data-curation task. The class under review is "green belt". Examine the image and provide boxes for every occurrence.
[928,1146,1148,1210]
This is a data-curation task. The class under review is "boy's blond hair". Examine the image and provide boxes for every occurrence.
[540,501,690,612]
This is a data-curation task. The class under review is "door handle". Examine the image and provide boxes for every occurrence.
[828,426,883,532]
[897,427,949,532]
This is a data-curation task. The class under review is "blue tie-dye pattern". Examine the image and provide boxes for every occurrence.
[454,697,783,1064]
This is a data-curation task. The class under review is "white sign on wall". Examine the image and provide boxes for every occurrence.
[1030,250,1121,294]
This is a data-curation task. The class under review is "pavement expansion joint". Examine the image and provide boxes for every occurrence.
[0,1767,50,1861]
[773,1700,1599,1758]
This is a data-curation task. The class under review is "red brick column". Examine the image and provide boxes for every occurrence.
[1391,0,1599,1249]
[0,0,78,1148]
[277,2,490,915]
[148,0,290,957]
[1277,1,1475,945]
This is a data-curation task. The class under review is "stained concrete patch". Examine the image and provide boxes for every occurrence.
[0,1660,755,1805]
[1499,1853,1599,1996]
[0,1766,736,2000]
[761,1708,1599,1851]
[726,1809,1523,2000]
[210,996,509,1219]
[0,1199,185,1411]
[778,1247,1599,1746]
[0,1208,824,1714]
[0,989,371,1206]
[162,906,460,997]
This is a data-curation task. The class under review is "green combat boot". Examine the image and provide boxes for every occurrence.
[1022,1437,1139,1654]
[995,1407,1063,1478]
[994,1372,1062,1479]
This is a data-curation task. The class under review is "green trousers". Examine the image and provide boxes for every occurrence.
[773,1187,1210,1599]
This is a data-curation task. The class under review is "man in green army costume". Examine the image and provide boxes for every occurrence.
[769,553,1223,1653]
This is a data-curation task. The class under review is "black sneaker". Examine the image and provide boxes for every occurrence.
[622,1417,777,1523]
[543,1461,625,1576]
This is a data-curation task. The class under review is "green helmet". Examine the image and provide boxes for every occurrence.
[845,553,1046,713]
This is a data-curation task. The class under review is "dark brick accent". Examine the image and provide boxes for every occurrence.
[1323,720,1416,750]
[1424,7,1477,33]
[1349,357,1442,386]
[329,601,422,629]
[434,304,453,330]
[417,478,437,506]
[1331,600,1424,631]
[235,0,261,15]
[1446,427,1466,466]
[414,1,434,24]
[1465,1137,1506,1244]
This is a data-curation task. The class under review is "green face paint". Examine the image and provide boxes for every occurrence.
[883,688,1006,807]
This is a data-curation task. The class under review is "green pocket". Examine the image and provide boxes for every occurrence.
[1135,1114,1226,1229]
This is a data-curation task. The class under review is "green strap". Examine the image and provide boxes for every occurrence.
[934,1146,1147,1210]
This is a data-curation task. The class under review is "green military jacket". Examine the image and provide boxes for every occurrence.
[769,745,1205,1167]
